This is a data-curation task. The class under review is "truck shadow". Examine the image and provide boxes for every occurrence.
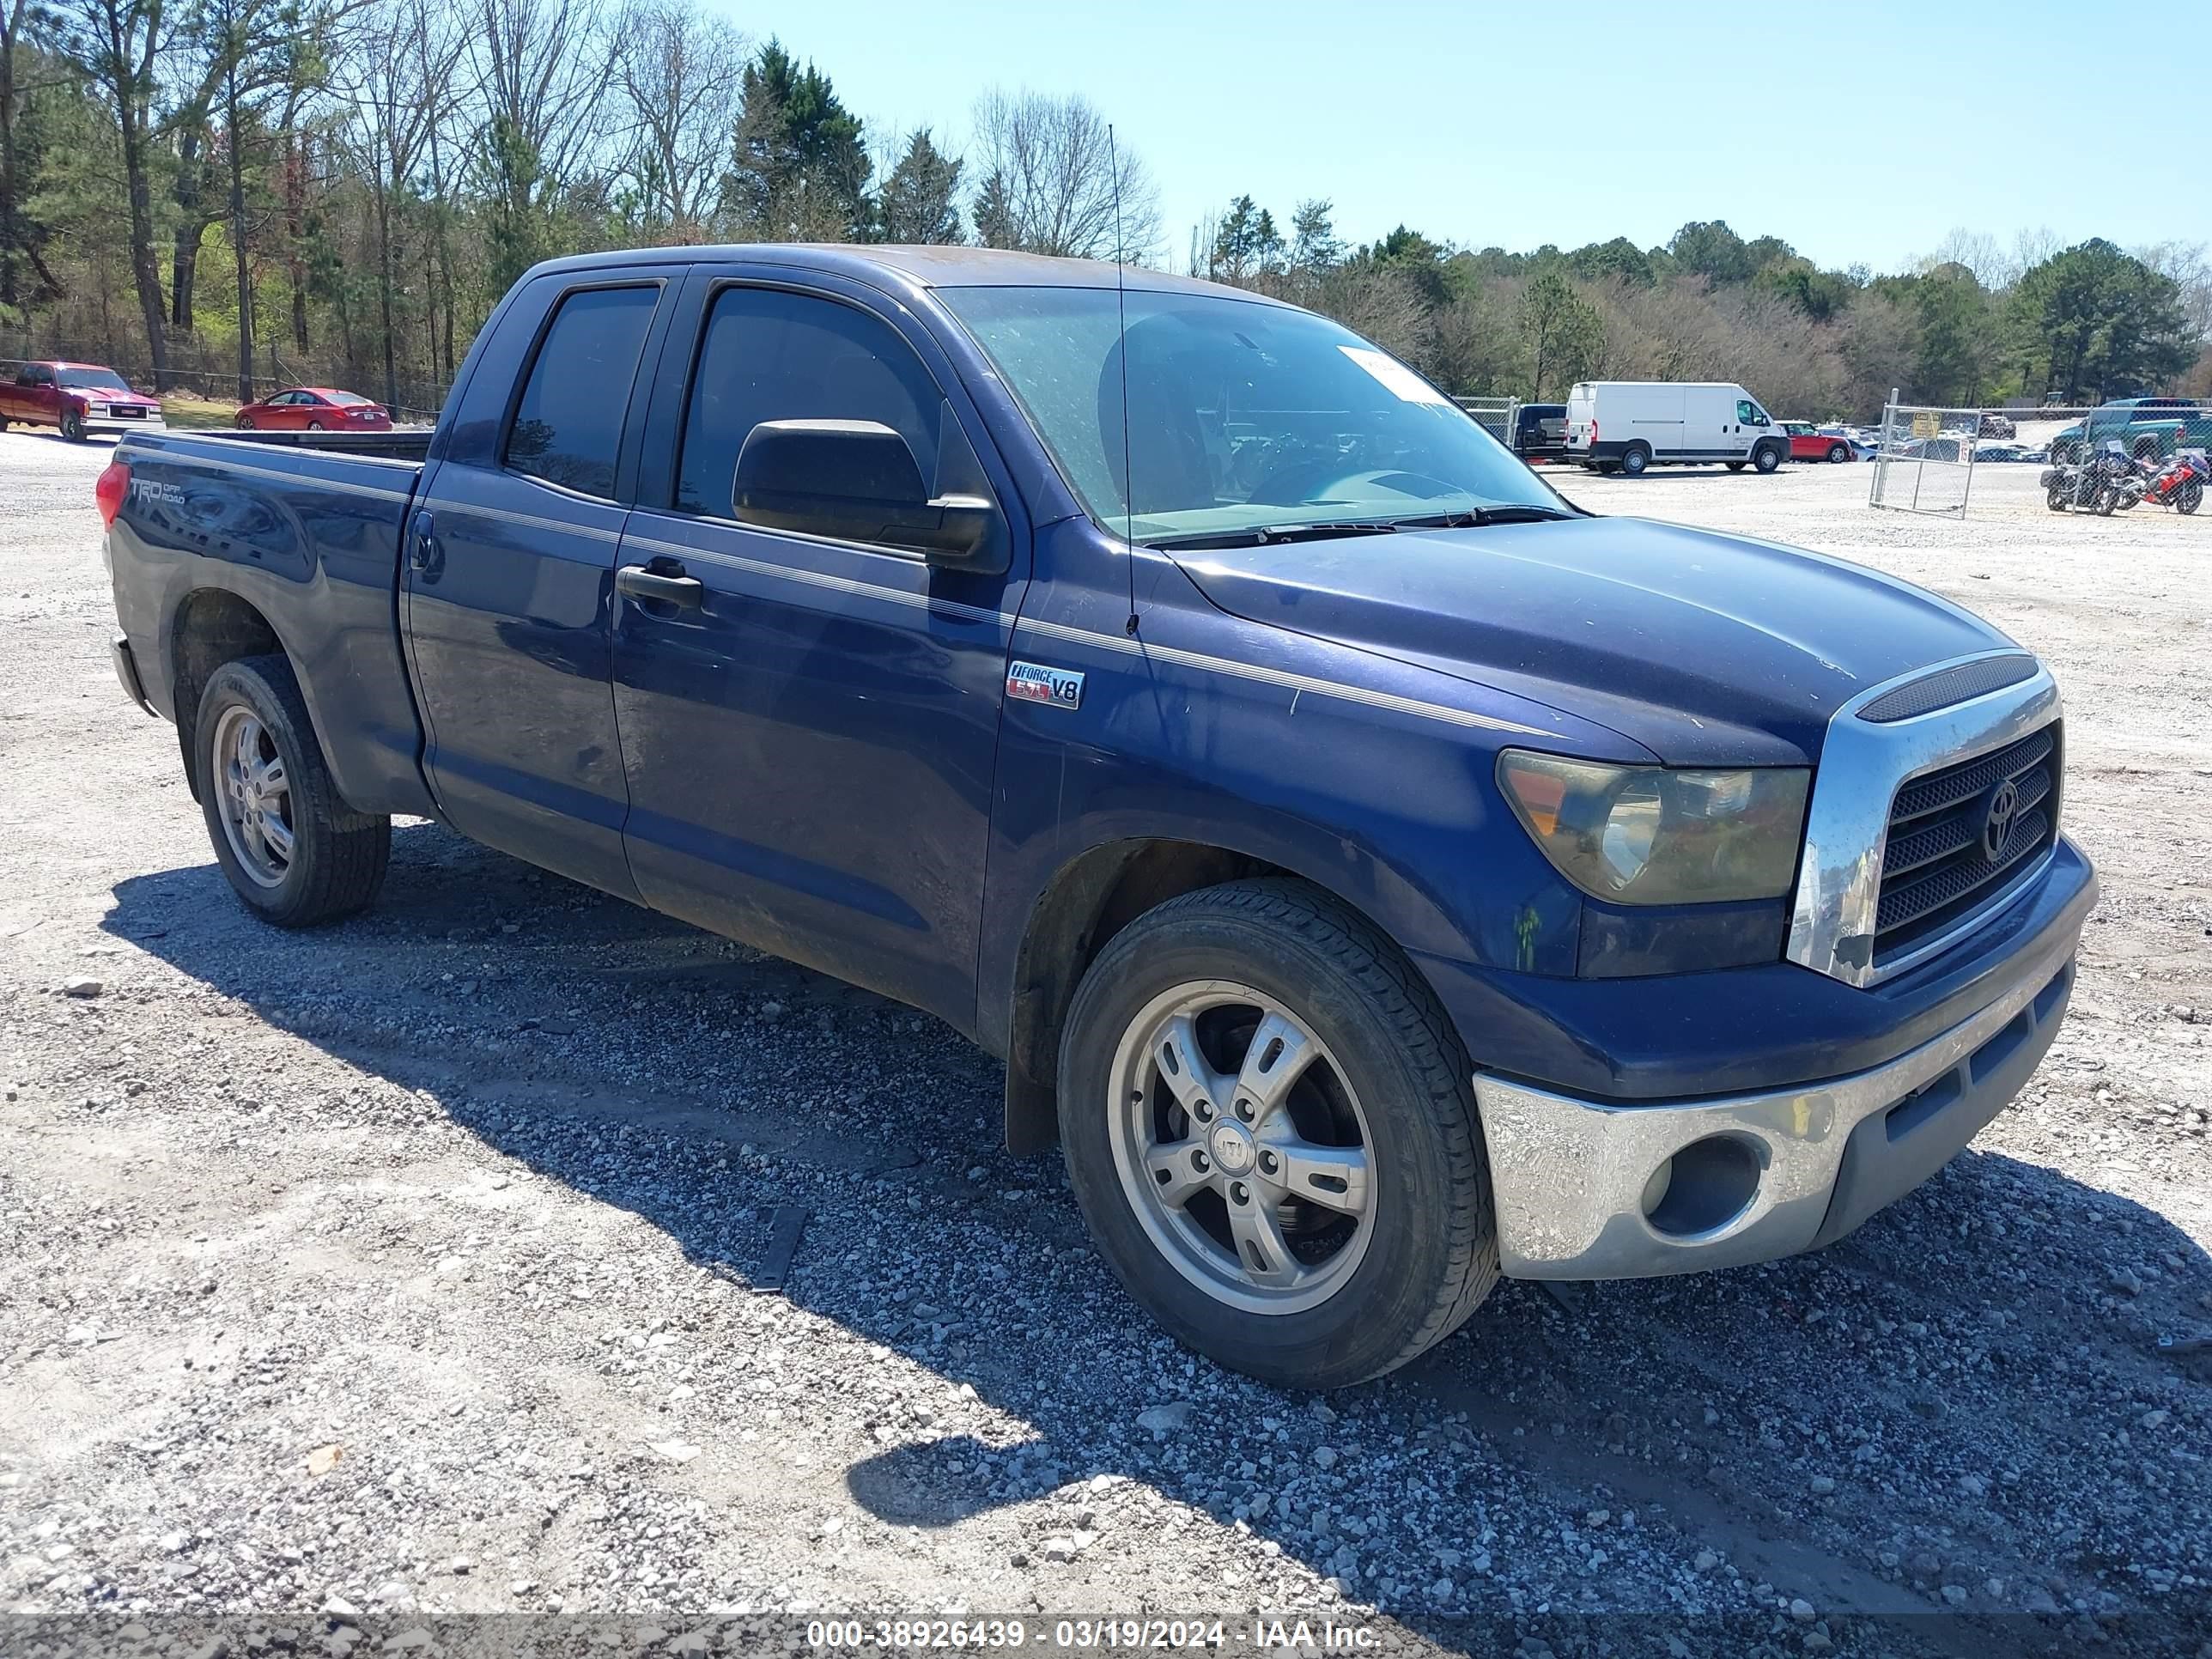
[103,820,2210,1644]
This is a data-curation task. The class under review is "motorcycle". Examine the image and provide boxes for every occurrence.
[2040,452,2112,512]
[2141,448,2207,515]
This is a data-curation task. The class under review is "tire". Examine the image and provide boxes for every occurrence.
[1057,878,1498,1389]
[307,420,325,431]
[194,654,391,927]
[61,407,87,442]
[1753,442,1783,474]
[1827,443,1849,463]
[2094,487,2119,518]
[2179,482,2203,515]
[1724,461,1746,472]
[2046,488,2069,512]
[234,414,253,430]
[1619,444,1650,477]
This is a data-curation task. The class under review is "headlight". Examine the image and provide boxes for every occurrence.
[1498,750,1809,905]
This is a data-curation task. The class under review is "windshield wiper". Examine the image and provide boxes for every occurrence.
[1139,520,1409,550]
[1386,504,1580,528]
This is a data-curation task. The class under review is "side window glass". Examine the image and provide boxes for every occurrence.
[505,285,659,498]
[1736,399,1760,425]
[674,286,965,536]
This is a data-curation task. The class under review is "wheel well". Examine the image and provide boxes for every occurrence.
[1002,840,1291,1155]
[170,589,283,798]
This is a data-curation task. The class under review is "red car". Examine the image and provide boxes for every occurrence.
[1779,420,1853,463]
[234,386,392,432]
[0,361,166,441]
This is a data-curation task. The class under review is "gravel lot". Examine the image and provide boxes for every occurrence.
[3,434,2209,1656]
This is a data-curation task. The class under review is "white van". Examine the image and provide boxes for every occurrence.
[1564,381,1787,476]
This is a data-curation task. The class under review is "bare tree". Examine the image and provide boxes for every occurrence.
[332,0,452,409]
[49,0,171,374]
[611,0,744,241]
[466,0,614,285]
[968,88,1158,263]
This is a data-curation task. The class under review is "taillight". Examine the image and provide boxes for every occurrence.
[95,459,130,526]
[1591,420,1599,446]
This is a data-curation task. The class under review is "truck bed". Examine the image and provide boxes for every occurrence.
[106,428,437,820]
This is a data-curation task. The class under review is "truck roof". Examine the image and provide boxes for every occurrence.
[528,243,1286,302]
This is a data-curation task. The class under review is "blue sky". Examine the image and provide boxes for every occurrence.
[739,0,2209,271]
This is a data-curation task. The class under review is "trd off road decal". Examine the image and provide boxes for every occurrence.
[1006,660,1085,709]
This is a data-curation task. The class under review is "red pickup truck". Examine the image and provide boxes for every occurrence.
[0,361,167,441]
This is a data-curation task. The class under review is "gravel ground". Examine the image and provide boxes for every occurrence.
[3,434,2209,1656]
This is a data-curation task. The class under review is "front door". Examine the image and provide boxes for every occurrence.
[609,270,1028,1026]
[404,275,673,899]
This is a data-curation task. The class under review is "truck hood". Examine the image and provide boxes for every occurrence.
[1168,515,2013,767]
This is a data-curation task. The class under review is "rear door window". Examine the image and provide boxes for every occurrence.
[506,285,660,499]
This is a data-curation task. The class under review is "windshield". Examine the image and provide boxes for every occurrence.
[940,286,1568,545]
[58,368,131,392]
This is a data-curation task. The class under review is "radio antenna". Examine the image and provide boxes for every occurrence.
[1109,122,1137,636]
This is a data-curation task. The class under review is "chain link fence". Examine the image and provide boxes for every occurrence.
[0,329,448,421]
[1453,395,1521,447]
[1869,394,2211,520]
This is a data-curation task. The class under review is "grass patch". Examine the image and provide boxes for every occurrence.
[160,395,240,430]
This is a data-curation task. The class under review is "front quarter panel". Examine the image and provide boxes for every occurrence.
[976,521,1656,1046]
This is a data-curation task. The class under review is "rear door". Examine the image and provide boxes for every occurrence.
[607,265,1029,1025]
[404,269,681,898]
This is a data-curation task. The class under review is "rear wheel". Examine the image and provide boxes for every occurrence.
[2179,481,2203,515]
[1058,879,1498,1389]
[2094,487,2120,517]
[1724,461,1747,473]
[194,654,391,927]
[2047,487,2069,512]
[1620,444,1650,477]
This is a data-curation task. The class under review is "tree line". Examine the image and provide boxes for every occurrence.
[3,0,2206,420]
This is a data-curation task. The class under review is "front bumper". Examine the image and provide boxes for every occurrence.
[1473,871,2090,1279]
[86,413,167,435]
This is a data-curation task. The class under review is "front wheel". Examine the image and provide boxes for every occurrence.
[194,654,392,926]
[60,407,87,441]
[1058,879,1498,1389]
[1753,443,1783,474]
[1827,443,1849,463]
[2094,487,2120,517]
[2047,487,2069,512]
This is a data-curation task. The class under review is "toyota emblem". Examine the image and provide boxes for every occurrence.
[1981,780,2020,863]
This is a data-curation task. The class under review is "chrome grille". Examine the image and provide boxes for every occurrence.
[1874,724,2060,963]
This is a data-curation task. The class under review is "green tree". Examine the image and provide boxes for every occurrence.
[723,38,869,240]
[1206,193,1280,283]
[1520,267,1602,399]
[1566,235,1653,287]
[1668,219,1754,286]
[2009,238,2192,401]
[872,126,960,243]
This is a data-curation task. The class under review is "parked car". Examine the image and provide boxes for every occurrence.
[1977,412,2017,440]
[1510,402,1569,462]
[234,386,392,432]
[1780,421,1854,463]
[2048,398,2212,465]
[97,245,2096,1390]
[0,361,165,441]
[1973,443,2034,463]
[1565,380,1788,474]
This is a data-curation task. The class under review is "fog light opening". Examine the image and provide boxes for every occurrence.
[1643,1134,1764,1238]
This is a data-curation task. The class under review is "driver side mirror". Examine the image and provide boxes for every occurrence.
[732,418,1005,571]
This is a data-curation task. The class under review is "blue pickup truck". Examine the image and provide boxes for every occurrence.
[98,246,2096,1389]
